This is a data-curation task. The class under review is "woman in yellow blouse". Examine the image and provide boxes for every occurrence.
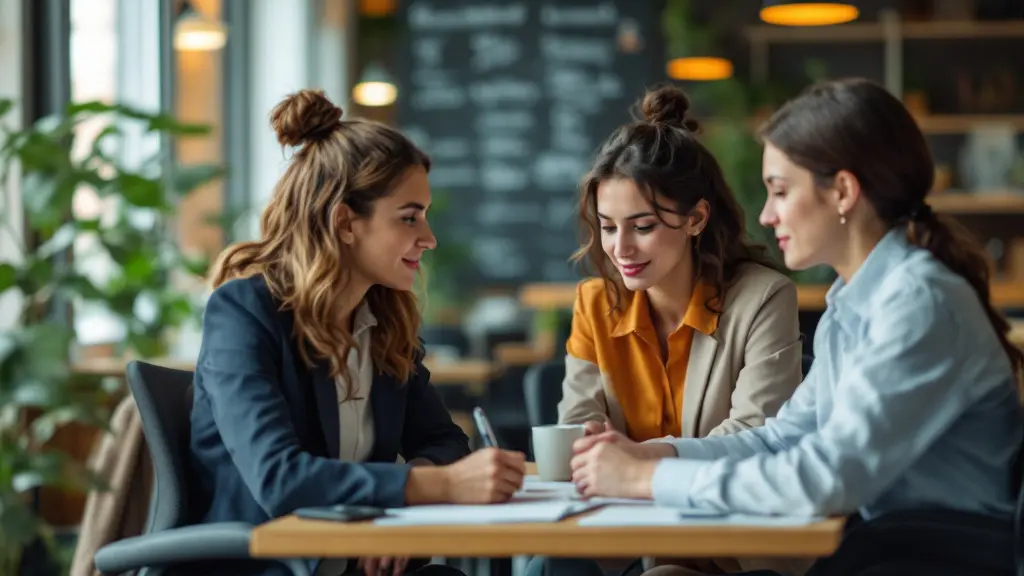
[558,85,804,443]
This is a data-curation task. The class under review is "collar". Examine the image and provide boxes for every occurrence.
[352,300,378,338]
[611,280,721,338]
[826,227,914,324]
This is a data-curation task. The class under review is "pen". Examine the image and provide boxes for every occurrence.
[472,406,499,448]
[557,501,604,521]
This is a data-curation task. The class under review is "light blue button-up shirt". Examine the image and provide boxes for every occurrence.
[651,229,1022,519]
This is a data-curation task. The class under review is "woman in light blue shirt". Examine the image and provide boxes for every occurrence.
[562,78,1024,575]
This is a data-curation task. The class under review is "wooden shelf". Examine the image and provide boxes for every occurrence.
[799,281,1024,310]
[520,281,1024,312]
[519,283,579,310]
[745,20,1024,44]
[702,115,1024,135]
[915,115,1024,134]
[928,191,1024,214]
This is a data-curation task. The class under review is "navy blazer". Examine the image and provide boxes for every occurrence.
[188,275,471,528]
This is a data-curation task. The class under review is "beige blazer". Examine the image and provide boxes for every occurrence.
[558,263,804,439]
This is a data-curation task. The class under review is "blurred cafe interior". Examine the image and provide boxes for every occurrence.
[2,0,1024,573]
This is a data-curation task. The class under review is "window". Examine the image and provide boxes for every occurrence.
[70,0,121,345]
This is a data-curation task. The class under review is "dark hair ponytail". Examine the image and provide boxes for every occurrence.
[906,211,1024,376]
[760,78,1024,380]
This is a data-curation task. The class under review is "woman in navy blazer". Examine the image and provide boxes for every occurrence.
[188,89,527,576]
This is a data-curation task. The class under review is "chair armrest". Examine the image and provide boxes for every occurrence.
[94,522,254,574]
[809,509,1012,576]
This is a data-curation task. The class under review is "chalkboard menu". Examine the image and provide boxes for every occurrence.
[395,0,660,285]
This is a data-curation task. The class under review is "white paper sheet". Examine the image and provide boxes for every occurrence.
[513,476,581,503]
[578,505,821,527]
[589,496,654,506]
[372,501,585,526]
[514,476,656,506]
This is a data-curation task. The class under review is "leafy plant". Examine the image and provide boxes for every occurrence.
[661,0,836,285]
[0,98,224,573]
[417,189,472,325]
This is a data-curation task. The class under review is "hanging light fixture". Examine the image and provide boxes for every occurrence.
[175,0,228,52]
[359,0,397,17]
[759,1,859,26]
[667,56,734,81]
[352,62,398,107]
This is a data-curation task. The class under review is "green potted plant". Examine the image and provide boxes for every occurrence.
[661,0,835,285]
[0,98,223,574]
[417,189,472,326]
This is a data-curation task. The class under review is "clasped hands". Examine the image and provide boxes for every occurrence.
[569,421,675,500]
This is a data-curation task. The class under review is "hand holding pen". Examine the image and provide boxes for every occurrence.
[404,409,527,506]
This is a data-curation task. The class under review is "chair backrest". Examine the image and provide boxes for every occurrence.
[801,353,814,379]
[419,325,471,358]
[1014,425,1024,576]
[125,360,195,534]
[523,359,565,428]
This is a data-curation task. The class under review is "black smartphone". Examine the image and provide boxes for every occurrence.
[294,504,390,522]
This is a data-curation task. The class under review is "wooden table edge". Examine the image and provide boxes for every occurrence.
[249,514,846,559]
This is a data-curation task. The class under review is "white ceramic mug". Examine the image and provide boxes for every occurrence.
[531,424,586,481]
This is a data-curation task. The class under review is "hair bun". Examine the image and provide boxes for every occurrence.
[640,85,700,132]
[270,89,344,146]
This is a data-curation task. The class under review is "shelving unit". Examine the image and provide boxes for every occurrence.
[928,191,1024,214]
[745,19,1024,44]
[704,114,1024,136]
[740,11,1024,285]
[915,115,1024,134]
[743,11,1024,101]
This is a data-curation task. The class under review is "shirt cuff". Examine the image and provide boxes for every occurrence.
[645,437,711,459]
[651,458,708,508]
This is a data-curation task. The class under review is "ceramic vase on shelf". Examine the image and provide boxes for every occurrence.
[958,124,1019,193]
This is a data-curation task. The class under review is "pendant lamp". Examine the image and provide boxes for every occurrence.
[352,62,398,107]
[760,1,859,26]
[174,0,228,51]
[666,57,734,81]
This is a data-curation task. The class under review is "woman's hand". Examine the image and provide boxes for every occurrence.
[444,447,526,503]
[570,440,658,500]
[358,556,408,576]
[405,447,526,505]
[573,430,676,461]
[582,420,612,436]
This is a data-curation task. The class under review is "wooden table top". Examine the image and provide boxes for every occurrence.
[249,512,845,559]
[251,461,844,559]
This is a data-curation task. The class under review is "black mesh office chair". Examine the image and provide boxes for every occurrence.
[805,429,1023,576]
[93,361,310,576]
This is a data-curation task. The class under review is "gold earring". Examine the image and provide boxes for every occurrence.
[839,209,847,225]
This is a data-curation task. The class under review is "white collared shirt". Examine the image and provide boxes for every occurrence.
[317,301,378,576]
[651,229,1021,520]
[336,300,377,463]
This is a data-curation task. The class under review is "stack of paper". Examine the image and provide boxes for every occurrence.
[578,505,821,527]
[373,501,588,526]
[517,476,581,499]
[578,506,690,526]
[513,476,655,506]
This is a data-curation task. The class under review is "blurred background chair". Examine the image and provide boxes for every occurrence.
[93,361,310,576]
[523,359,565,429]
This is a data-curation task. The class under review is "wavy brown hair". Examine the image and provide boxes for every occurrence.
[573,84,778,314]
[211,89,430,389]
[759,77,1024,379]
